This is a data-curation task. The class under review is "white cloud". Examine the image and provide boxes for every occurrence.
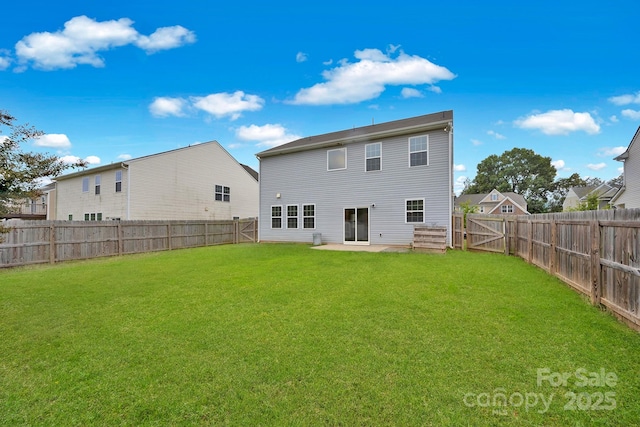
[598,146,627,157]
[487,130,506,140]
[401,87,423,99]
[0,50,11,70]
[514,109,600,135]
[117,154,132,160]
[621,109,640,120]
[85,155,101,164]
[608,91,640,106]
[471,139,483,146]
[586,162,607,171]
[454,164,466,172]
[14,15,195,70]
[296,52,308,63]
[551,159,566,170]
[288,48,456,105]
[135,25,195,53]
[236,123,302,148]
[227,143,243,149]
[192,91,264,120]
[454,176,467,195]
[34,133,71,148]
[149,97,187,117]
[618,166,624,173]
[59,154,100,165]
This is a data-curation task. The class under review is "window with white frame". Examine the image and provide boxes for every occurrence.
[82,177,89,193]
[115,170,122,193]
[365,142,381,171]
[303,204,315,229]
[215,185,231,202]
[409,136,428,167]
[95,175,101,195]
[406,199,425,223]
[327,148,346,171]
[271,206,282,229]
[501,205,514,213]
[491,193,498,201]
[287,205,298,229]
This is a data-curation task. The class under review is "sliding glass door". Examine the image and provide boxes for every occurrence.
[344,207,369,244]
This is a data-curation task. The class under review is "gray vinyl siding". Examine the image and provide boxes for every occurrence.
[259,129,451,245]
[616,136,640,209]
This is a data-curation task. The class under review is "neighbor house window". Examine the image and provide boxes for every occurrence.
[97,213,102,221]
[491,193,498,201]
[271,205,282,229]
[501,205,514,213]
[327,148,346,171]
[409,136,429,166]
[365,142,381,171]
[215,185,230,202]
[115,170,122,193]
[68,214,73,220]
[82,177,89,193]
[95,175,101,195]
[406,199,425,223]
[287,205,298,229]
[84,213,90,221]
[303,204,315,229]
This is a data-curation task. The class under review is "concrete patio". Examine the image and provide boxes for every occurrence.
[310,244,410,253]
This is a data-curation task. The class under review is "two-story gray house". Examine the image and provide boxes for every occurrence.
[256,110,454,247]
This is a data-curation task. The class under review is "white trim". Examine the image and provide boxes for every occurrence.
[405,198,426,223]
[408,135,429,167]
[365,142,382,172]
[302,203,316,229]
[327,147,347,171]
[343,207,370,245]
[286,204,299,229]
[270,205,283,229]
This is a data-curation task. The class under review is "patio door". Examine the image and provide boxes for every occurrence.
[344,207,369,244]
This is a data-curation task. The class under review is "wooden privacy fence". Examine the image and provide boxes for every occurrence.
[0,218,258,268]
[455,209,640,330]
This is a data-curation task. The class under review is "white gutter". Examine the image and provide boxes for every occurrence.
[447,122,453,248]
[122,163,130,220]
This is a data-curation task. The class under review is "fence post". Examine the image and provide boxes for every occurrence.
[527,220,533,264]
[49,223,56,264]
[590,220,601,305]
[254,218,258,243]
[117,222,123,255]
[167,223,172,250]
[549,218,557,275]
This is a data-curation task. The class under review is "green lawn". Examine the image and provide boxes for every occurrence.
[1,244,639,426]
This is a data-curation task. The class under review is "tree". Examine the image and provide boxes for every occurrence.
[1,110,86,217]
[458,199,478,228]
[547,173,588,212]
[463,148,557,213]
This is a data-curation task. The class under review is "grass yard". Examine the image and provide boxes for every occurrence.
[1,244,640,426]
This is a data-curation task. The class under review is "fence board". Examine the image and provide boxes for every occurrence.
[0,219,258,268]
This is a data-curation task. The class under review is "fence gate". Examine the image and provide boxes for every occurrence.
[238,219,258,243]
[466,215,505,253]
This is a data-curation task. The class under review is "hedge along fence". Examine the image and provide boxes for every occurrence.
[457,209,640,331]
[0,219,258,268]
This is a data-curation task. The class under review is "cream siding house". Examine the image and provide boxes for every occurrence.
[454,189,529,215]
[256,111,454,247]
[55,141,258,221]
[611,126,640,209]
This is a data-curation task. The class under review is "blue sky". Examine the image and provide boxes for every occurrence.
[2,0,639,194]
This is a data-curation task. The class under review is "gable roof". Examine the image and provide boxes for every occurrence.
[614,126,640,161]
[570,186,597,199]
[240,164,259,181]
[256,110,453,158]
[455,190,527,209]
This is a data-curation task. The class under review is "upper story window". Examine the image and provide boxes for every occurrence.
[327,148,346,171]
[365,143,381,171]
[115,170,122,193]
[501,205,514,213]
[82,177,89,193]
[95,175,101,195]
[491,193,498,201]
[409,136,429,167]
[215,185,230,202]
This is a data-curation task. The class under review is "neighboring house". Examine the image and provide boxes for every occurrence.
[0,183,54,220]
[454,189,529,215]
[563,183,619,211]
[55,141,259,221]
[256,110,454,246]
[611,126,640,209]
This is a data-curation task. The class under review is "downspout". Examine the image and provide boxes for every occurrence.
[122,162,130,220]
[447,122,453,248]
